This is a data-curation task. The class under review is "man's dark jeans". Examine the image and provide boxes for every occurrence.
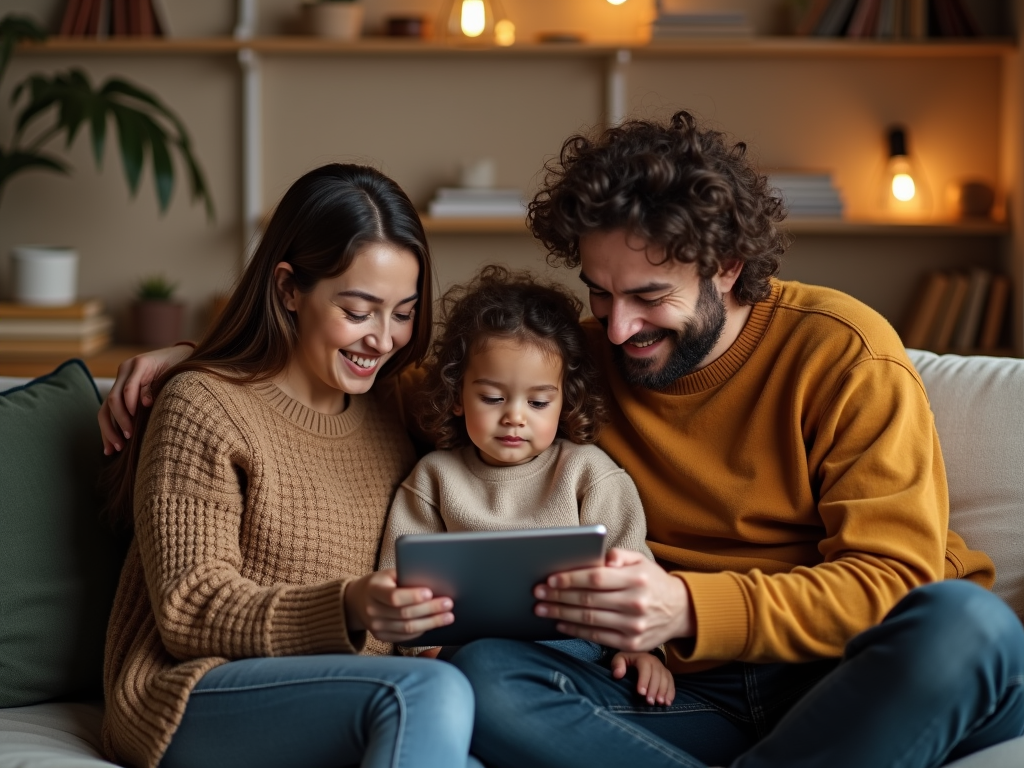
[451,580,1024,768]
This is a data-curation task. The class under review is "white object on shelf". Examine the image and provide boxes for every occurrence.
[9,246,79,307]
[428,187,526,217]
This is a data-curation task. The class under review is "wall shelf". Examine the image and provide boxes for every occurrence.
[421,215,1010,236]
[19,36,1015,60]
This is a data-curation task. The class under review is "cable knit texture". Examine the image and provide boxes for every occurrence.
[579,279,996,671]
[102,372,417,768]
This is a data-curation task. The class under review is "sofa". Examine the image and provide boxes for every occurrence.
[1,350,1022,768]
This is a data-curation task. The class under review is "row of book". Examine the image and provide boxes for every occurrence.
[901,269,1010,353]
[427,188,526,218]
[769,173,845,218]
[0,299,113,357]
[796,0,980,38]
[58,0,170,38]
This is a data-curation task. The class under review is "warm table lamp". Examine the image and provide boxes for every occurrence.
[883,126,930,217]
[439,0,515,45]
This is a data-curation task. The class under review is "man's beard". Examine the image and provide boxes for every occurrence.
[606,277,727,390]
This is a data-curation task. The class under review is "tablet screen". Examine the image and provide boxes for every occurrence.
[395,525,607,646]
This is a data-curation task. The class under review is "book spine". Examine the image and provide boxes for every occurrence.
[978,275,1011,350]
[901,271,949,350]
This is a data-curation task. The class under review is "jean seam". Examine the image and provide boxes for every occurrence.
[745,665,768,738]
[593,707,705,768]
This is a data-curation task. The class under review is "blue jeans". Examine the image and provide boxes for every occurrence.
[451,581,1024,768]
[160,654,478,768]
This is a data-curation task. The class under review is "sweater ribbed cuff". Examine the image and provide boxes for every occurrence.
[674,570,750,662]
[268,579,365,655]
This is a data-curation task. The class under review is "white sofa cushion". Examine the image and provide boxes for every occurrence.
[0,702,117,767]
[907,350,1024,619]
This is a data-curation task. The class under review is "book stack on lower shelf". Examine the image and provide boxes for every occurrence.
[901,269,1011,354]
[770,173,844,218]
[650,2,754,40]
[427,188,526,219]
[0,300,113,359]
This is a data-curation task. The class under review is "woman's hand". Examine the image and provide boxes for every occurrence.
[344,569,454,644]
[99,345,192,454]
[610,651,676,706]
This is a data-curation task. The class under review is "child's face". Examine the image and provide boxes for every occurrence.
[454,337,563,467]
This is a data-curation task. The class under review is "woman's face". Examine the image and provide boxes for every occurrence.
[277,243,420,411]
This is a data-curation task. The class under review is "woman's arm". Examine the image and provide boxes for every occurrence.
[99,343,193,454]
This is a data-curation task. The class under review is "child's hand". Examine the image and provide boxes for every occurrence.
[611,651,675,706]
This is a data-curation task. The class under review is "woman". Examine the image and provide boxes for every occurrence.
[100,164,475,768]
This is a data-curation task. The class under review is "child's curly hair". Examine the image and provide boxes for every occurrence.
[419,265,608,450]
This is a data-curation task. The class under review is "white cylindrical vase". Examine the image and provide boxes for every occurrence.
[303,2,364,40]
[10,246,79,306]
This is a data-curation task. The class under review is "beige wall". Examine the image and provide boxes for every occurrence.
[0,0,1014,341]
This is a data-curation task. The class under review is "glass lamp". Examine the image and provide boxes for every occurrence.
[438,0,514,45]
[882,126,931,218]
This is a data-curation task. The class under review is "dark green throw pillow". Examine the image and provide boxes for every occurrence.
[0,360,128,706]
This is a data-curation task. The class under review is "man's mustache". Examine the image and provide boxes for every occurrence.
[595,317,672,347]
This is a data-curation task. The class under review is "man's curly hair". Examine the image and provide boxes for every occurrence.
[418,266,608,450]
[528,110,789,305]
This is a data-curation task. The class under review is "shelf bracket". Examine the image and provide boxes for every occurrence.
[606,48,631,126]
[236,0,261,266]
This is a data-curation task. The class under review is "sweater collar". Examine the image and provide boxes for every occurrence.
[461,440,561,482]
[634,279,780,396]
[253,381,368,436]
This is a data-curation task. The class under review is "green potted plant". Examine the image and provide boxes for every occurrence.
[0,15,213,305]
[302,0,364,40]
[133,274,183,347]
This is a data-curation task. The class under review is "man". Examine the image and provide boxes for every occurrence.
[448,112,1024,768]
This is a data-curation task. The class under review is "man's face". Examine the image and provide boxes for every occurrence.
[579,229,730,389]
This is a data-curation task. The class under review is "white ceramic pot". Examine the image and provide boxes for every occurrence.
[10,246,79,306]
[303,2,364,40]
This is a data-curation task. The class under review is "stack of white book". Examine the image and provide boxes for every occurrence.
[0,299,113,357]
[769,173,845,218]
[427,188,526,218]
[651,2,753,39]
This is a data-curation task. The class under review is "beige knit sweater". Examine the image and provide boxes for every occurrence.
[102,371,417,768]
[379,439,654,572]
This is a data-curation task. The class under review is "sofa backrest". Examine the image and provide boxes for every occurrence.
[907,349,1024,620]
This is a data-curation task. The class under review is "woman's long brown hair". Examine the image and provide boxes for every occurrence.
[102,163,434,529]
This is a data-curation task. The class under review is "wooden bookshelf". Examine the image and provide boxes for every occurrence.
[0,345,154,379]
[421,215,1010,237]
[18,37,1015,60]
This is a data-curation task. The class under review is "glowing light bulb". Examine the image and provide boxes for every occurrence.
[461,0,486,37]
[892,173,916,202]
[495,19,515,46]
[607,0,628,4]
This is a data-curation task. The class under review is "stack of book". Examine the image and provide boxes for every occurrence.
[58,0,171,38]
[794,0,977,38]
[0,299,113,358]
[427,188,526,219]
[901,269,1011,353]
[769,173,845,218]
[651,1,753,39]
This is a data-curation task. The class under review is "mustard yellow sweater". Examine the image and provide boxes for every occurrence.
[102,372,417,768]
[579,279,994,672]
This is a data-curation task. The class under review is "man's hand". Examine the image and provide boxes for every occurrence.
[533,548,695,652]
[611,651,676,705]
[344,569,454,644]
[99,344,192,454]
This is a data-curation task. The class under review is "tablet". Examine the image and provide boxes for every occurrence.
[395,525,607,646]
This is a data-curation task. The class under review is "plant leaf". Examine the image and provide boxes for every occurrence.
[0,16,46,92]
[110,104,146,196]
[142,118,173,212]
[0,148,69,197]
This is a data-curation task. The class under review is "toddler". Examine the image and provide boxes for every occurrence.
[379,266,674,706]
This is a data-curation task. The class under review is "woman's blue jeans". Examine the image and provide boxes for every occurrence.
[451,580,1024,768]
[160,654,477,768]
